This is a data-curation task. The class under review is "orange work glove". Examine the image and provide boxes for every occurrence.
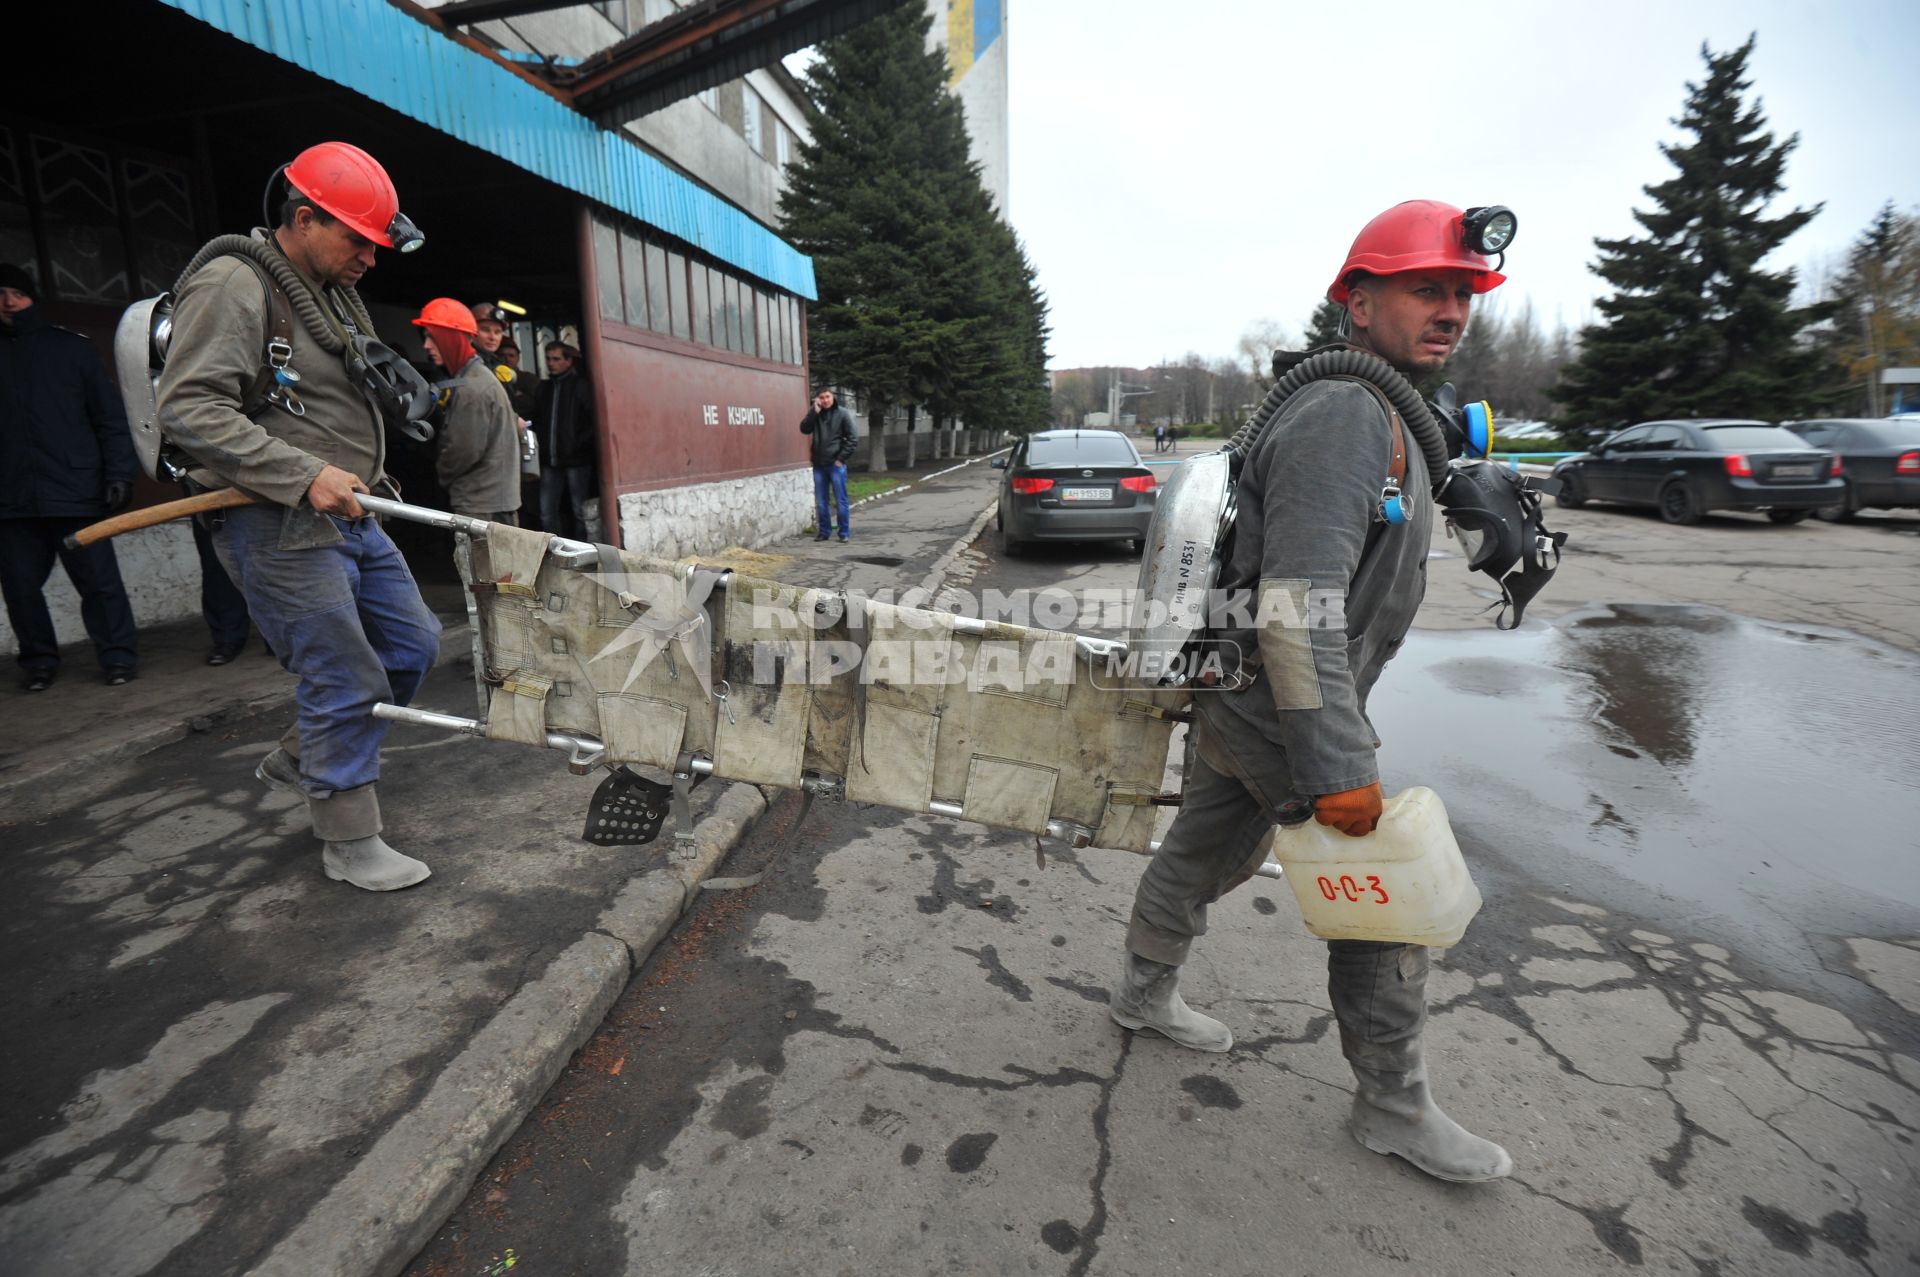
[1313,782,1383,838]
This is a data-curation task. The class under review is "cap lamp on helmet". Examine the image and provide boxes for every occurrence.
[279,142,425,253]
[1328,200,1511,304]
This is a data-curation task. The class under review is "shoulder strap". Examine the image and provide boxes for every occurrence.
[229,253,296,417]
[1324,374,1407,491]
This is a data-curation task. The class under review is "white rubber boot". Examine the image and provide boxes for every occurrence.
[1349,1061,1513,1183]
[1109,954,1233,1052]
[321,835,432,892]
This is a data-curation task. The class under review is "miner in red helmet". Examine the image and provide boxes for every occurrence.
[155,142,441,892]
[1112,200,1515,1182]
[412,298,521,523]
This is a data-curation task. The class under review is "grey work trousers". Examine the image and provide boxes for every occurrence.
[1126,697,1431,1072]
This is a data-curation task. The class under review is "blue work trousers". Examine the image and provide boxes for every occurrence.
[812,464,849,538]
[212,505,440,813]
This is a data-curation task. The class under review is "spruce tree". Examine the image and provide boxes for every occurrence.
[1302,297,1346,350]
[781,6,1049,458]
[1824,203,1920,415]
[1552,36,1834,437]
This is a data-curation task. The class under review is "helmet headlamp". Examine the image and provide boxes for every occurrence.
[388,210,426,254]
[1461,205,1517,265]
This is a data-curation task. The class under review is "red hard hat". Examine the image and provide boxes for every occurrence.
[411,297,478,335]
[1328,200,1506,303]
[284,142,406,248]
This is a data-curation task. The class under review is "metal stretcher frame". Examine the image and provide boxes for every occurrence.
[362,499,1280,876]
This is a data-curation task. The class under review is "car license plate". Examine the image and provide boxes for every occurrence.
[1773,464,1815,478]
[1060,487,1109,502]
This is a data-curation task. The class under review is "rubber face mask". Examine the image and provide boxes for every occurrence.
[347,333,436,442]
[1437,461,1569,629]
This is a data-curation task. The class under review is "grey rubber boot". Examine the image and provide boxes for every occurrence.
[1349,1059,1513,1183]
[321,835,432,892]
[1331,941,1511,1183]
[1109,953,1233,1052]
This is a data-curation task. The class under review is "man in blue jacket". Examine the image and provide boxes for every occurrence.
[0,264,140,691]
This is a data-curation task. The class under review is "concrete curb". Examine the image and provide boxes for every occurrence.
[918,498,1001,597]
[253,783,770,1277]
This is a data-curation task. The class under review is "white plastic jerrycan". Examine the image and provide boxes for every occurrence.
[1269,786,1482,947]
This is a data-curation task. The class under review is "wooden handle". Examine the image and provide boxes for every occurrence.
[63,489,261,549]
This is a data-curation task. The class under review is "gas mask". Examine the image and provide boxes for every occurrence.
[346,333,436,442]
[1436,460,1566,628]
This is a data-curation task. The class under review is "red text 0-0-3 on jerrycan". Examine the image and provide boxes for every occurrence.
[1270,787,1483,947]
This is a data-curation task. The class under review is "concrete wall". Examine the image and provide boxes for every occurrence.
[0,523,205,656]
[618,467,812,558]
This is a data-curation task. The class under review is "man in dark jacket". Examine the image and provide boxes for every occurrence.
[799,388,858,542]
[535,342,597,539]
[1111,201,1515,1184]
[0,263,140,690]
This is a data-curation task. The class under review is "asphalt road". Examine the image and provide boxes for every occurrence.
[405,457,1920,1276]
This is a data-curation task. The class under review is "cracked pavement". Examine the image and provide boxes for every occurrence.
[409,493,1919,1276]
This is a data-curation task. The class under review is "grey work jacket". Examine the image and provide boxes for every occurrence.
[1206,378,1432,795]
[437,355,522,518]
[156,232,383,548]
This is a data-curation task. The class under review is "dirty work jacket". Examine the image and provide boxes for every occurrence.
[157,231,383,548]
[1207,378,1432,795]
[437,355,521,517]
[800,403,858,468]
[0,305,138,518]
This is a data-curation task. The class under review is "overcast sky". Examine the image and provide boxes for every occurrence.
[1001,0,1920,371]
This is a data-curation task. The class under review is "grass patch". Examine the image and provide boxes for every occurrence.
[847,476,903,502]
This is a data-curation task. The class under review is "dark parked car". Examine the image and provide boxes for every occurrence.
[993,429,1157,554]
[1551,419,1842,525]
[1781,417,1920,521]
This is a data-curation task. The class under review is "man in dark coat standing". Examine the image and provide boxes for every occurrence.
[534,341,597,539]
[799,388,858,542]
[0,264,140,690]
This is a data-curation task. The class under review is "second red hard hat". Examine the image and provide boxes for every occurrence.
[412,297,478,335]
[1328,200,1507,303]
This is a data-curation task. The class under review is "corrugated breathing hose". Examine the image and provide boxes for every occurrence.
[1227,347,1450,494]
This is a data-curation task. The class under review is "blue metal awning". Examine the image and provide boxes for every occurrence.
[160,0,817,299]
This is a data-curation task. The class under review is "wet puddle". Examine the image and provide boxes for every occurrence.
[1368,605,1920,983]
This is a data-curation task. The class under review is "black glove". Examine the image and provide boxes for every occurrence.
[104,481,134,513]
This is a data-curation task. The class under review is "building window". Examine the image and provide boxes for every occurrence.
[592,213,623,324]
[591,1,630,34]
[698,85,719,113]
[690,263,710,344]
[643,240,670,335]
[665,249,691,341]
[788,297,804,365]
[709,266,731,351]
[123,158,195,297]
[742,88,764,155]
[754,288,770,360]
[32,135,129,303]
[619,226,650,326]
[774,118,791,168]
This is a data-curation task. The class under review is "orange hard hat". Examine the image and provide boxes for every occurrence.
[1328,200,1507,303]
[411,297,478,335]
[284,142,422,251]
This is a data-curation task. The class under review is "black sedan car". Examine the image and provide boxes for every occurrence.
[1552,419,1842,525]
[1782,417,1920,521]
[993,429,1157,554]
